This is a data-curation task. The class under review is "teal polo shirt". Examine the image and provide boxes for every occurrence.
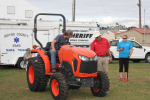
[117,41,133,58]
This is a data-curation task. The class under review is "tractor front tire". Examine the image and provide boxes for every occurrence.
[27,57,48,91]
[145,53,150,63]
[50,72,69,100]
[91,71,109,97]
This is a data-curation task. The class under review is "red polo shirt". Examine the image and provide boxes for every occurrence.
[90,38,110,56]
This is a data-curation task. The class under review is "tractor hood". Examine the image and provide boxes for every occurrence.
[70,46,96,58]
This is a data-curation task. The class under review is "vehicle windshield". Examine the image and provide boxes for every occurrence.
[130,41,142,48]
[109,40,119,46]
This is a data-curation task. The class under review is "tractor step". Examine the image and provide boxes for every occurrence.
[46,72,57,75]
[47,71,60,74]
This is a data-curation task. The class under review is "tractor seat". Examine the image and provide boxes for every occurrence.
[44,42,60,63]
[44,42,51,51]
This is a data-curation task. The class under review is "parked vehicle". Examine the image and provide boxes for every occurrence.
[27,13,109,100]
[110,38,150,63]
[0,17,98,68]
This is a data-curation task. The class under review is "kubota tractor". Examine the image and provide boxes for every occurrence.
[27,13,109,100]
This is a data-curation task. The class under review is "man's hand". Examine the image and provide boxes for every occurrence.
[120,48,124,51]
[109,57,112,62]
[51,48,56,52]
[128,54,131,58]
[29,54,32,58]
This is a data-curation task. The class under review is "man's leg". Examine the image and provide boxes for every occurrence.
[119,58,123,79]
[25,61,28,71]
[102,57,108,74]
[49,49,58,69]
[124,58,129,78]
[97,57,102,72]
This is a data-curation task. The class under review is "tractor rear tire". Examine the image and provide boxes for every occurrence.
[91,71,109,97]
[50,72,69,100]
[27,57,48,91]
[69,85,81,89]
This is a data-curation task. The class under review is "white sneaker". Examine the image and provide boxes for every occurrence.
[25,65,27,71]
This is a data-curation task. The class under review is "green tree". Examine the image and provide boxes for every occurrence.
[100,27,107,30]
[143,25,149,28]
[127,26,137,30]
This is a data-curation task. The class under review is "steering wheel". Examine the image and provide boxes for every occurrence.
[57,41,71,49]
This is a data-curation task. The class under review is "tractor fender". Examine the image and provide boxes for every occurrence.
[31,49,51,74]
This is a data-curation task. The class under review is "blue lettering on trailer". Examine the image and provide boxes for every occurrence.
[18,49,26,51]
[6,49,15,52]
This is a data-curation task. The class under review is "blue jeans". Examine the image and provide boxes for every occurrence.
[24,59,28,64]
[49,48,59,68]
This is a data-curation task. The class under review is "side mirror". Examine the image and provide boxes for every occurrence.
[139,45,142,48]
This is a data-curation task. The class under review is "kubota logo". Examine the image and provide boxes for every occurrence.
[14,37,19,43]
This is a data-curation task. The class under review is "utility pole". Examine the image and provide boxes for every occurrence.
[72,0,76,21]
[144,9,145,42]
[137,0,141,28]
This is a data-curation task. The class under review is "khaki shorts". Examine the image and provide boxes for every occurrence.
[97,56,108,74]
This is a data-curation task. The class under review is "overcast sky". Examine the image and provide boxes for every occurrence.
[25,0,150,28]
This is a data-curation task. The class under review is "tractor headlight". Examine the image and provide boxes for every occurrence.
[93,55,97,61]
[79,55,97,61]
[79,55,89,61]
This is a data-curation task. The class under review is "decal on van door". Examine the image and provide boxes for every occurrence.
[14,37,19,43]
[70,30,93,42]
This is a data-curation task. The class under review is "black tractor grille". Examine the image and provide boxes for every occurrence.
[79,61,97,74]
[73,59,78,72]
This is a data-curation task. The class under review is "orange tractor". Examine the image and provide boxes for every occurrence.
[27,13,109,100]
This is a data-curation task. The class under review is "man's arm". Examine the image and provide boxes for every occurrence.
[51,40,57,52]
[90,42,95,51]
[129,48,133,57]
[116,42,123,52]
[108,49,111,57]
[108,49,112,62]
[25,56,31,60]
[117,48,123,51]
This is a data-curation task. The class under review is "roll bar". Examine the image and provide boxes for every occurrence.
[33,13,66,49]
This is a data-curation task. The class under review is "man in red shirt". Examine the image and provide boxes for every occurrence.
[91,31,112,74]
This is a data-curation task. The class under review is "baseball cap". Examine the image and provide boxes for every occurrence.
[66,29,73,38]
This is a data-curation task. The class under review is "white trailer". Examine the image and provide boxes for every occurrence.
[0,19,99,68]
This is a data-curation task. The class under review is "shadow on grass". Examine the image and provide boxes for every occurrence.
[0,65,18,69]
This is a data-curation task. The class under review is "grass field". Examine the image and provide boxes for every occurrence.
[0,60,150,100]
